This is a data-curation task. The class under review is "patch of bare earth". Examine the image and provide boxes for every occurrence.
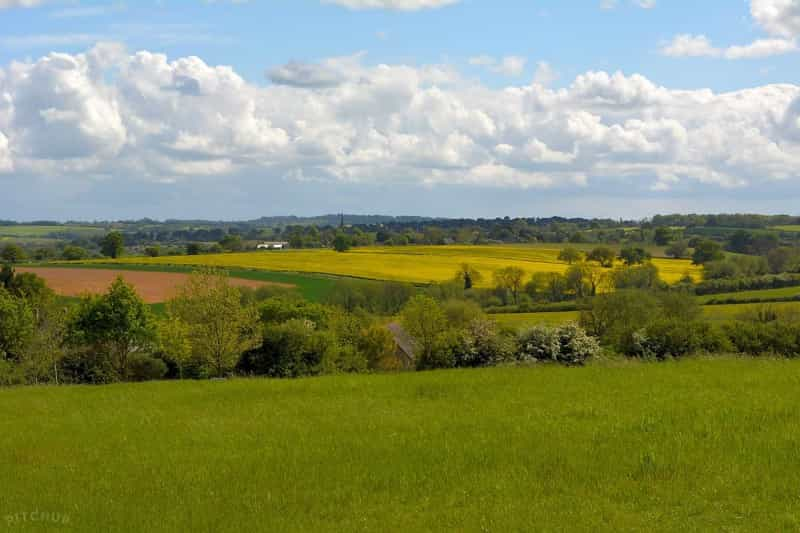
[17,268,293,303]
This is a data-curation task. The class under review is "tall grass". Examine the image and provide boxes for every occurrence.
[3,358,800,531]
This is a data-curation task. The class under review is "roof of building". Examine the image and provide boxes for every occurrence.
[387,322,416,362]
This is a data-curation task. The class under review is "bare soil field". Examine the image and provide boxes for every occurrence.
[17,267,292,303]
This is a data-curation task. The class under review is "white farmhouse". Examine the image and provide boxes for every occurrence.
[257,241,289,250]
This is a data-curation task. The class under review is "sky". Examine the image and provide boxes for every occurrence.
[1,0,800,221]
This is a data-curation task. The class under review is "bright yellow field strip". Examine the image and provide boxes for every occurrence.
[104,245,700,286]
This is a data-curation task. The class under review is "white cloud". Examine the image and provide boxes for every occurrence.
[322,0,460,11]
[661,34,720,57]
[469,55,527,77]
[1,46,799,194]
[663,1,800,60]
[751,0,800,38]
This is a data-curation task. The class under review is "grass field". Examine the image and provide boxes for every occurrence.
[3,359,800,531]
[697,286,800,304]
[0,225,105,238]
[493,301,800,329]
[100,245,700,286]
[772,225,800,232]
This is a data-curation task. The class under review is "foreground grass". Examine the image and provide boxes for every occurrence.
[3,359,800,531]
[97,245,700,286]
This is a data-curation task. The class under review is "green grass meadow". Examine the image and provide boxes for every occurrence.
[3,358,800,531]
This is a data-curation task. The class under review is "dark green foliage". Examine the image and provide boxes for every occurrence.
[631,320,731,359]
[1,243,26,263]
[619,247,651,265]
[219,234,244,252]
[66,277,157,381]
[724,321,800,357]
[61,245,89,260]
[0,287,34,361]
[665,240,689,259]
[612,263,663,290]
[654,227,673,246]
[587,246,616,267]
[333,233,351,252]
[325,280,415,314]
[242,319,334,378]
[186,243,202,255]
[100,231,125,259]
[127,354,168,382]
[692,240,724,265]
[695,273,800,296]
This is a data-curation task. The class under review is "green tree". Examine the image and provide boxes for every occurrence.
[619,247,651,266]
[100,231,125,259]
[0,287,35,362]
[67,277,157,380]
[557,247,583,264]
[565,263,605,298]
[219,234,243,252]
[168,270,260,377]
[186,243,202,256]
[665,240,689,259]
[493,266,525,304]
[1,243,26,263]
[61,245,89,261]
[400,295,450,369]
[455,263,483,290]
[653,227,673,246]
[156,316,192,378]
[587,246,616,268]
[333,233,351,252]
[692,240,724,265]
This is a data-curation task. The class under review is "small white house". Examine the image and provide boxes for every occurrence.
[257,241,289,250]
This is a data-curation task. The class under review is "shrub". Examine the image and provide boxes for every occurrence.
[630,320,731,359]
[723,321,800,357]
[127,354,168,382]
[451,318,514,368]
[517,323,599,365]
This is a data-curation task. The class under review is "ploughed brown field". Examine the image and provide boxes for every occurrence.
[17,267,291,303]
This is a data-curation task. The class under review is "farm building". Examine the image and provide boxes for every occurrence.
[386,322,416,369]
[257,241,289,250]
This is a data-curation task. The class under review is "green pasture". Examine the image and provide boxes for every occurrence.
[3,359,800,531]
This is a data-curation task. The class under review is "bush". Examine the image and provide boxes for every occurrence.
[451,318,514,368]
[723,321,800,357]
[630,320,731,359]
[517,323,599,365]
[127,354,167,381]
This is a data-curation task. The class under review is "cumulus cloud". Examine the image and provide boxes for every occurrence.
[322,0,460,11]
[1,45,799,196]
[663,0,800,59]
[751,0,800,38]
[662,33,798,59]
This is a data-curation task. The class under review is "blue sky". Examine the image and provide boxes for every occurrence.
[1,0,800,220]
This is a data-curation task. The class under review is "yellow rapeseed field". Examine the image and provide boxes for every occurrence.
[106,245,701,286]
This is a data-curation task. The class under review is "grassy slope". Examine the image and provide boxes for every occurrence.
[99,245,700,285]
[2,359,800,531]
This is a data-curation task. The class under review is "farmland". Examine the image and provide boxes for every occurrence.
[3,358,800,532]
[493,301,800,329]
[16,267,287,304]
[0,225,106,238]
[100,245,700,286]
